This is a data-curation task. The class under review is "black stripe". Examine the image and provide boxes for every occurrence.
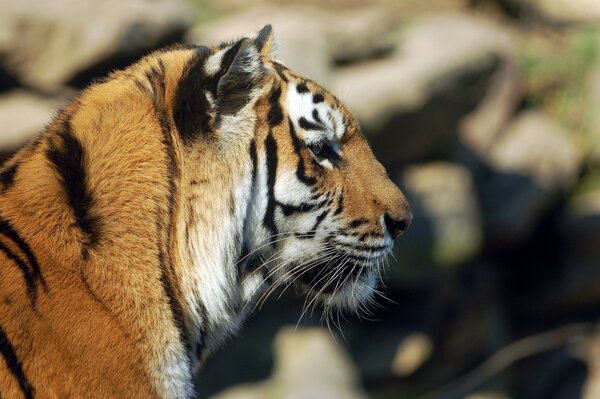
[155,208,192,362]
[333,241,387,252]
[0,163,18,192]
[312,209,329,230]
[0,218,46,296]
[46,119,99,257]
[249,139,258,183]
[267,87,283,126]
[272,63,288,82]
[312,109,322,123]
[173,46,213,142]
[333,192,344,216]
[153,77,193,362]
[277,201,322,216]
[263,133,278,238]
[349,218,369,228]
[288,119,317,186]
[0,242,36,306]
[0,327,34,399]
[297,210,329,240]
[298,117,324,132]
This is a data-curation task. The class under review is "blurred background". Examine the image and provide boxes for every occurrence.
[1,0,600,398]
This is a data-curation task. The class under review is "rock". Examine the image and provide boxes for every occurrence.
[333,13,515,166]
[210,327,369,399]
[391,333,433,377]
[0,0,192,91]
[464,393,510,399]
[186,7,331,85]
[583,332,600,399]
[0,90,69,162]
[481,111,581,245]
[589,57,600,165]
[555,174,600,309]
[459,57,522,161]
[322,7,400,66]
[392,162,483,282]
[526,0,600,24]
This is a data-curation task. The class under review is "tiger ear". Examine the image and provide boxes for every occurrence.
[253,24,279,60]
[216,38,267,115]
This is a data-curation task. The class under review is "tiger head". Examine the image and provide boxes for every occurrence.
[177,26,411,320]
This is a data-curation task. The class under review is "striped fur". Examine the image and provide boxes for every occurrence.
[0,26,410,398]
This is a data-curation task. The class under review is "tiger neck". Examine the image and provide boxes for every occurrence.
[176,136,270,366]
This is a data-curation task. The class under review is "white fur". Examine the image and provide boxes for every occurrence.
[204,48,225,76]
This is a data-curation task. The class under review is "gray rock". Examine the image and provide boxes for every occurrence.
[210,327,369,399]
[332,13,516,166]
[459,58,522,160]
[482,111,581,245]
[526,0,600,24]
[583,332,600,399]
[322,7,400,65]
[589,57,600,165]
[0,0,191,91]
[391,333,433,377]
[392,162,483,282]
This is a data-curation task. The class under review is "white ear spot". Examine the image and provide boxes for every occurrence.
[204,48,225,76]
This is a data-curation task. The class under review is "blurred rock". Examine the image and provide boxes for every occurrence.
[323,7,399,66]
[583,332,600,399]
[459,57,522,161]
[589,57,600,165]
[0,0,191,91]
[0,90,69,162]
[481,111,581,245]
[556,176,600,309]
[465,393,510,399]
[391,333,433,377]
[186,7,331,85]
[187,6,403,85]
[393,162,482,281]
[526,0,600,24]
[333,13,515,166]
[211,327,368,399]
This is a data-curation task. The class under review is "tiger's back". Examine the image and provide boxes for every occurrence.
[0,26,411,398]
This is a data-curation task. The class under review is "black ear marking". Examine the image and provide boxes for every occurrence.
[216,39,266,116]
[254,24,278,59]
[255,24,273,52]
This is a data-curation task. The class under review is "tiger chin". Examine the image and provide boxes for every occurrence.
[0,26,411,398]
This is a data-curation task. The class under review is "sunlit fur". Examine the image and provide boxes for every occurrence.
[0,26,409,398]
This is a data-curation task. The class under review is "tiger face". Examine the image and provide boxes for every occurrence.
[228,27,413,315]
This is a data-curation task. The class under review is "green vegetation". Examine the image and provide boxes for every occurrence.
[520,26,599,160]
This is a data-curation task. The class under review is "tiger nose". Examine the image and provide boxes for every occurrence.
[384,211,412,239]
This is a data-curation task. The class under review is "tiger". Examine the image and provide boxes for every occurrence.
[0,25,411,398]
